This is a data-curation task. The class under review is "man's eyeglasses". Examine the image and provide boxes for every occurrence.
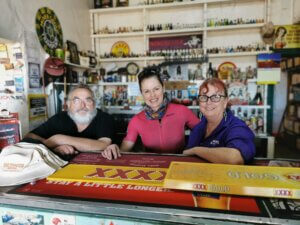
[198,94,226,102]
[70,97,94,106]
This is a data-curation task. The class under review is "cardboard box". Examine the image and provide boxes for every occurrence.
[294,57,300,67]
[0,118,20,149]
[287,58,294,68]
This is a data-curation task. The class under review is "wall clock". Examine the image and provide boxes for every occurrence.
[126,62,139,75]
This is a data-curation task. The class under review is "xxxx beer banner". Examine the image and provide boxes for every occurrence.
[48,164,167,186]
[13,178,263,215]
[164,162,300,199]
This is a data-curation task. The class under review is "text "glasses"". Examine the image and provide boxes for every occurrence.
[198,94,226,102]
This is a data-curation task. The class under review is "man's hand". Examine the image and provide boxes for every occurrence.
[101,144,121,160]
[53,144,78,155]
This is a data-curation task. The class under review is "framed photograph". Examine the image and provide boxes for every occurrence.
[67,40,80,65]
[28,62,41,88]
[117,0,128,7]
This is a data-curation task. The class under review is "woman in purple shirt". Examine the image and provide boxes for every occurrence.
[183,78,255,164]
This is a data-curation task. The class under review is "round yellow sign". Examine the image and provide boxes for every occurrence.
[111,41,130,57]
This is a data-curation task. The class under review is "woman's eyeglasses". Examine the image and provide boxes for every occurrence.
[198,94,226,102]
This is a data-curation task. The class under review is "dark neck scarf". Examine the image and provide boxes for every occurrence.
[144,96,169,120]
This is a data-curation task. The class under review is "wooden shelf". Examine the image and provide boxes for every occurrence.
[208,51,271,58]
[65,62,99,70]
[99,56,164,62]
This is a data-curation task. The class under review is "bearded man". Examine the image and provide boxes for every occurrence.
[24,84,118,159]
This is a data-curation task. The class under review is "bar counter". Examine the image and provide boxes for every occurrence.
[0,153,299,225]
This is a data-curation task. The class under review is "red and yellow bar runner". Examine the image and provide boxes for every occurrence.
[47,164,167,187]
[164,162,300,199]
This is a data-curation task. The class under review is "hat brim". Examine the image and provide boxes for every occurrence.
[0,162,55,186]
[44,57,65,76]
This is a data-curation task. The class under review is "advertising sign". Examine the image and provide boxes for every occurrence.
[164,162,300,199]
[273,25,300,49]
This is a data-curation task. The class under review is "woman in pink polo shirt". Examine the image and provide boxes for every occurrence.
[102,67,200,160]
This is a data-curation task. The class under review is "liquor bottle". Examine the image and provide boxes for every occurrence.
[117,0,128,7]
[101,0,113,8]
[207,62,214,78]
[257,109,264,134]
[250,109,257,132]
[94,0,101,8]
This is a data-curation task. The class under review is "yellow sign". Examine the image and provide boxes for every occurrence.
[111,41,130,57]
[273,25,300,49]
[164,162,300,199]
[48,164,167,187]
[28,94,47,121]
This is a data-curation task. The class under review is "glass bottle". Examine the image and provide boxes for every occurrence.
[207,62,214,78]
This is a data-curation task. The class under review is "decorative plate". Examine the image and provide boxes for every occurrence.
[111,41,130,57]
[217,61,236,80]
[35,7,63,56]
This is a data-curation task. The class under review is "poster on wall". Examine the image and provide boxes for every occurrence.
[35,7,63,56]
[149,34,202,51]
[273,25,300,49]
[28,63,41,88]
[0,43,8,58]
[2,211,44,225]
[257,53,281,84]
[28,94,47,121]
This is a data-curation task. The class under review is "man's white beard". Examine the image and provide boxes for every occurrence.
[68,108,97,125]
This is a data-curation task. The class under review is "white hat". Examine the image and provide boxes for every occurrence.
[0,142,67,186]
[261,22,275,45]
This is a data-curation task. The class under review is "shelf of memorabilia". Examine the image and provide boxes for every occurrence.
[98,51,271,62]
[208,51,270,58]
[53,82,100,86]
[94,23,265,39]
[98,82,136,86]
[90,0,202,14]
[64,62,99,70]
[90,0,268,65]
[91,32,145,39]
[99,56,164,62]
[91,0,265,13]
[206,23,265,31]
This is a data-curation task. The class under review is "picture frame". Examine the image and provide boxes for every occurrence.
[67,40,80,65]
[28,62,41,88]
[117,0,129,7]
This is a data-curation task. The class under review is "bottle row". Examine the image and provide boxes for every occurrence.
[232,107,265,134]
[99,48,204,59]
[94,19,263,35]
[207,43,267,54]
[146,23,202,32]
[94,0,192,8]
[98,43,267,59]
[207,18,264,27]
[101,84,264,108]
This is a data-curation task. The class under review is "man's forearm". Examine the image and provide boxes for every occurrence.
[24,133,46,143]
[45,134,111,151]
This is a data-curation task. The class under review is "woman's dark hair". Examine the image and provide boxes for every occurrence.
[199,78,228,97]
[138,66,164,91]
[275,26,287,37]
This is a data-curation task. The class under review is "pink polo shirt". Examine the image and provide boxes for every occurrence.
[124,103,200,154]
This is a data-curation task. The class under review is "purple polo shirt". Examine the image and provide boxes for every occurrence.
[187,109,256,163]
